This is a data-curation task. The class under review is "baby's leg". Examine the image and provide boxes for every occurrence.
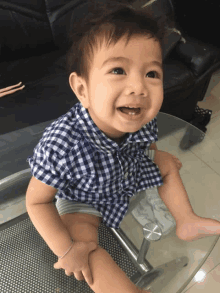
[89,246,151,293]
[60,213,151,293]
[154,150,195,224]
[154,151,220,241]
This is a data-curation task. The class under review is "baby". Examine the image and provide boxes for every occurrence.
[26,1,220,293]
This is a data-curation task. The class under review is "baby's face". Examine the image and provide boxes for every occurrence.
[69,35,164,143]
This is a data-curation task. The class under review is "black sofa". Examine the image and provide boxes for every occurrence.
[0,0,220,183]
[1,0,220,134]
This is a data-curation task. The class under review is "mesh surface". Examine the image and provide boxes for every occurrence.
[0,214,137,293]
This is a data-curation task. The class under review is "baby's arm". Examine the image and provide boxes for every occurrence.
[26,176,73,257]
[150,144,182,172]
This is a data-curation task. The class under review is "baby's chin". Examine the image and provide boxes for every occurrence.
[117,125,144,134]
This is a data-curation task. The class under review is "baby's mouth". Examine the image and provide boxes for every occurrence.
[118,107,141,115]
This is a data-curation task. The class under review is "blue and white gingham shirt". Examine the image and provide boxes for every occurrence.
[27,102,163,229]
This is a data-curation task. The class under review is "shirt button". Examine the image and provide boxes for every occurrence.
[124,172,128,179]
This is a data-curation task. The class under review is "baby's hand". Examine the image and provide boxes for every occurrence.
[0,82,25,98]
[154,150,182,178]
[54,241,97,285]
[170,154,182,170]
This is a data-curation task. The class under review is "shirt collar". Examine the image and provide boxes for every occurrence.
[75,102,157,153]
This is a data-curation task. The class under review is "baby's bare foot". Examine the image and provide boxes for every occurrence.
[176,216,220,242]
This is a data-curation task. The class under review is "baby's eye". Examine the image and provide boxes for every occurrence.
[146,71,159,78]
[110,68,125,75]
[110,68,160,78]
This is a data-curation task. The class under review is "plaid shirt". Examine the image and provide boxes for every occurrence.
[27,102,163,229]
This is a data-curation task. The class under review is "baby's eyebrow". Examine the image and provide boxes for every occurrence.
[101,56,162,70]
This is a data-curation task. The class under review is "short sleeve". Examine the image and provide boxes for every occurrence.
[27,144,70,190]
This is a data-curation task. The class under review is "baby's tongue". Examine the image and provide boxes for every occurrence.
[120,107,139,114]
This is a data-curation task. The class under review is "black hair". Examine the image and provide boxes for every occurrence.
[66,0,172,86]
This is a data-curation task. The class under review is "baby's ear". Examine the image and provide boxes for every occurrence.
[69,72,89,108]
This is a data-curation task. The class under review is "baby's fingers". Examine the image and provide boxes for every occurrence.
[83,266,94,286]
[74,270,85,281]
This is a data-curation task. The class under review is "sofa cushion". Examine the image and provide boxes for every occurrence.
[175,36,220,77]
[0,49,66,89]
[135,0,182,60]
[0,0,54,62]
[163,56,196,95]
[45,0,182,59]
[45,0,86,51]
[0,52,78,135]
[161,28,182,60]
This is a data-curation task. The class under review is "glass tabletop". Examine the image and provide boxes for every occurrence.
[120,112,220,293]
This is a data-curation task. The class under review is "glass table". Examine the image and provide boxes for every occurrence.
[115,112,220,293]
[0,112,220,293]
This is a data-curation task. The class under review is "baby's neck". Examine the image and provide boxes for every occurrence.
[112,136,126,145]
